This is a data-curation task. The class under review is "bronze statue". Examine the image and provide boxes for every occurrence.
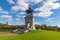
[26,7,33,14]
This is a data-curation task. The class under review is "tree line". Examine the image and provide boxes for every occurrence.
[35,24,59,31]
[0,23,60,31]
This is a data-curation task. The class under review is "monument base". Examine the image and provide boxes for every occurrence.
[12,29,29,34]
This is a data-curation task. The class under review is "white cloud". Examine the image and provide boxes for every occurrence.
[1,11,9,14]
[17,0,29,9]
[8,18,12,21]
[22,16,25,18]
[19,22,25,25]
[0,7,10,14]
[0,15,12,25]
[11,5,27,11]
[16,14,21,18]
[0,7,3,12]
[33,0,43,4]
[11,6,21,11]
[45,18,54,22]
[34,0,60,18]
[34,22,40,25]
[0,6,12,25]
[7,0,15,4]
[34,11,54,18]
[52,3,60,9]
[11,0,29,11]
[7,0,60,18]
[24,0,43,4]
[0,15,12,18]
[16,14,26,18]
[18,12,25,15]
[16,18,20,21]
[11,0,43,12]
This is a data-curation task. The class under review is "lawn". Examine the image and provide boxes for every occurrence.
[0,30,12,34]
[0,30,60,40]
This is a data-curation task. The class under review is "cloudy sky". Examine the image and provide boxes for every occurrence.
[0,0,60,27]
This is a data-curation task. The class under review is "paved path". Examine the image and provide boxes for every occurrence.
[0,33,17,36]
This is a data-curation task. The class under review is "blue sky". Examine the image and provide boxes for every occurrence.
[0,0,60,27]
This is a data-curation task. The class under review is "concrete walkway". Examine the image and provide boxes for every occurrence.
[0,33,17,36]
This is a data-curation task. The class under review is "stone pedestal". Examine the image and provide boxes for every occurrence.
[25,15,35,30]
[13,29,29,34]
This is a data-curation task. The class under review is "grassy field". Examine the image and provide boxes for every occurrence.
[0,30,12,34]
[0,30,60,40]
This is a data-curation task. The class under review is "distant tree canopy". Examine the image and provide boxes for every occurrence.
[34,24,58,31]
[0,23,8,28]
[34,24,41,29]
[0,23,25,29]
[0,23,59,31]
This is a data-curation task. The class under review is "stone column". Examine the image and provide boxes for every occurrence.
[25,15,35,30]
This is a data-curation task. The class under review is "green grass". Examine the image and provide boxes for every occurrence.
[0,30,12,34]
[0,30,60,40]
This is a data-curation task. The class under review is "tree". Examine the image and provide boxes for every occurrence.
[41,24,47,30]
[34,24,41,29]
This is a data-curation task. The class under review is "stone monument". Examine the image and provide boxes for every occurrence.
[25,7,35,30]
[13,7,35,34]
